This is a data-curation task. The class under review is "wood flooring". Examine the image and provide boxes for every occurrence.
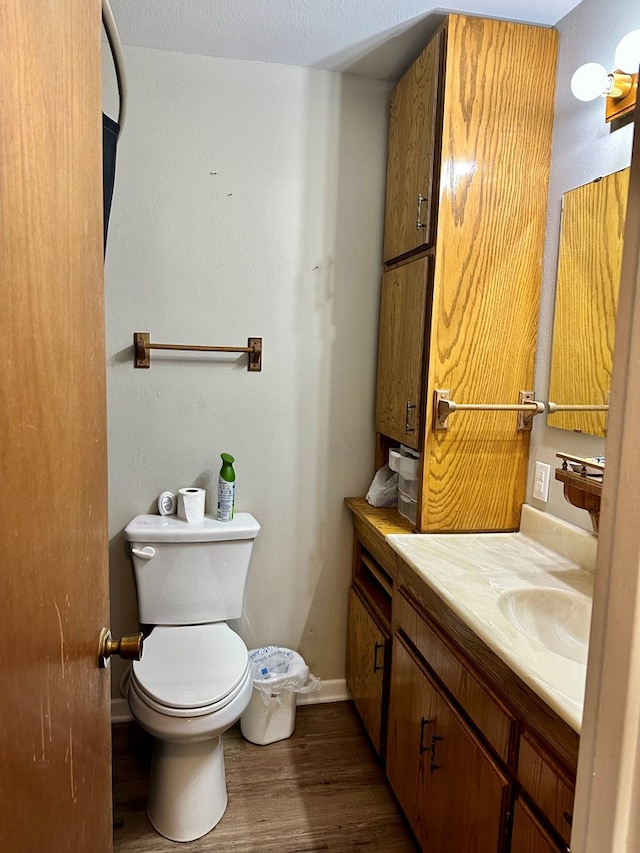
[113,701,418,852]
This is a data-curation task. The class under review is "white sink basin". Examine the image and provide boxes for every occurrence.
[498,588,592,665]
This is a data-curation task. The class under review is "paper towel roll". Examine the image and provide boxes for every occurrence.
[177,487,206,523]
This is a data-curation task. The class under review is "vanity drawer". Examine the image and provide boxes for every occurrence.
[518,732,574,847]
[352,515,400,581]
[395,589,516,764]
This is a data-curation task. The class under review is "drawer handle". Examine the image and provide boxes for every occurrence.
[430,733,443,773]
[416,194,427,230]
[373,642,384,673]
[405,401,416,433]
[419,717,433,755]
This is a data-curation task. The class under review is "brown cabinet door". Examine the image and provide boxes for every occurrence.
[346,588,388,754]
[387,637,432,849]
[511,799,568,853]
[426,677,509,853]
[375,257,431,449]
[383,29,444,263]
[388,636,509,852]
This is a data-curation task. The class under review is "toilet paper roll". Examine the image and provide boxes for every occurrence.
[177,487,206,523]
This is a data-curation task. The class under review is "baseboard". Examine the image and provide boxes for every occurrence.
[111,697,133,723]
[296,678,350,706]
[111,679,350,723]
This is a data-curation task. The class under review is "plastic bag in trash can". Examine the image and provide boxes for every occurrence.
[248,646,321,704]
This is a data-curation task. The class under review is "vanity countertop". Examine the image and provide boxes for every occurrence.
[386,507,596,733]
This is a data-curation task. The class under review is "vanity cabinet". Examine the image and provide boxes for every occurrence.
[515,733,574,851]
[345,499,412,758]
[345,505,579,852]
[345,588,389,755]
[511,799,569,853]
[387,635,510,852]
[375,14,558,532]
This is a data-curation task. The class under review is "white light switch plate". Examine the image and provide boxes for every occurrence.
[533,461,551,502]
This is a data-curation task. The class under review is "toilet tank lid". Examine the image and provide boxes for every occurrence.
[124,513,260,543]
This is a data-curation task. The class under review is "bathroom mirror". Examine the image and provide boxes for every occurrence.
[547,167,630,436]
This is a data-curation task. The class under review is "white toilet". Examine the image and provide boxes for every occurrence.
[124,512,260,843]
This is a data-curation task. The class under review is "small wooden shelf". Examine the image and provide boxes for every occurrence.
[554,468,602,532]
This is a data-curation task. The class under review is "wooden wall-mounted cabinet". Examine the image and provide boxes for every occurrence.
[375,14,558,532]
[382,30,444,262]
[375,257,432,449]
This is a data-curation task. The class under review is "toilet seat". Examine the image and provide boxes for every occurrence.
[131,623,250,718]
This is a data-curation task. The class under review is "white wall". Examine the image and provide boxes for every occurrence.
[103,45,391,697]
[527,0,636,528]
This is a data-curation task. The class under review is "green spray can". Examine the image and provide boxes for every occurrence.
[217,453,235,521]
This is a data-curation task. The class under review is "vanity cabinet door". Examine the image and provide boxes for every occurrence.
[517,733,574,847]
[382,29,444,263]
[511,798,569,853]
[388,635,509,852]
[345,588,389,755]
[375,257,432,450]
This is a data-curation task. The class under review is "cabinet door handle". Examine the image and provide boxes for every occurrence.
[419,717,433,754]
[405,401,416,433]
[430,733,443,772]
[373,642,384,673]
[563,811,573,827]
[416,194,427,230]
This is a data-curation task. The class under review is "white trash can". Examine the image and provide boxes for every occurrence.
[240,647,321,745]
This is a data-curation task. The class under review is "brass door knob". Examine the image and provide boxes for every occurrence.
[98,628,143,668]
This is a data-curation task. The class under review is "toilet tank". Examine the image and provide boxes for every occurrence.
[124,513,260,625]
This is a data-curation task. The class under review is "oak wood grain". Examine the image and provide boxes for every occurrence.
[548,168,630,436]
[419,15,558,531]
[395,590,517,765]
[346,588,388,754]
[383,31,444,262]
[518,732,574,847]
[511,798,568,853]
[375,257,432,450]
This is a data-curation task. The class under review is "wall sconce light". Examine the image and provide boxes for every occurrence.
[570,29,640,122]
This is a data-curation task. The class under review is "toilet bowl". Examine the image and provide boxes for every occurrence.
[124,512,260,843]
[127,623,253,841]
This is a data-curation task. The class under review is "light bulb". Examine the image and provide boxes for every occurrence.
[614,30,640,74]
[570,63,610,101]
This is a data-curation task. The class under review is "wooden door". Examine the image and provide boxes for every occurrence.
[383,30,444,262]
[388,636,509,852]
[375,257,431,449]
[0,2,112,852]
[426,677,510,852]
[386,637,432,850]
[511,799,567,853]
[345,588,388,754]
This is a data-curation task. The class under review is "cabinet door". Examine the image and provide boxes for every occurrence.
[346,588,388,754]
[388,636,509,852]
[511,798,569,853]
[427,681,509,853]
[383,29,444,262]
[375,257,431,449]
[387,636,432,849]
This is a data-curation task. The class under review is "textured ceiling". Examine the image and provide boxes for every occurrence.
[107,0,580,81]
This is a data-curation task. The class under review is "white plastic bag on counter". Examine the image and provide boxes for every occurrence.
[365,464,398,507]
[248,646,321,703]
